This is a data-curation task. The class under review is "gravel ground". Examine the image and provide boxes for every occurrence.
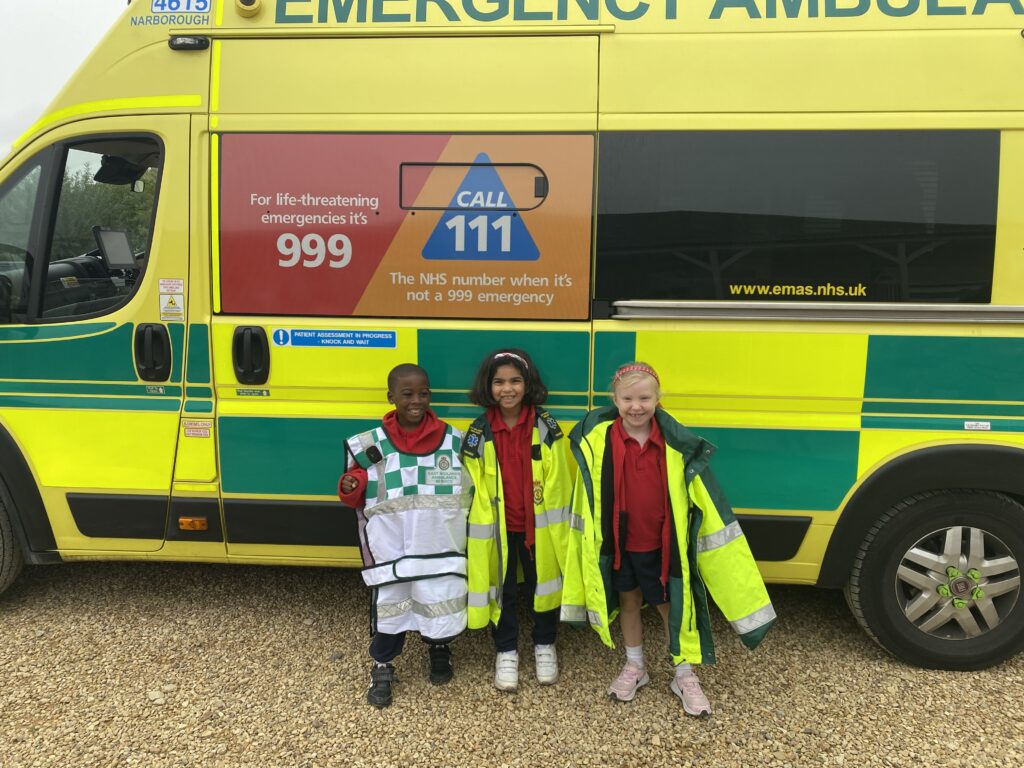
[0,562,1021,768]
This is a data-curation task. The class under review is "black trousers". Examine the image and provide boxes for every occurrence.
[370,631,455,664]
[492,531,558,653]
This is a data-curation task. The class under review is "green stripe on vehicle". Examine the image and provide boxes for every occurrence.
[417,329,589,395]
[0,323,136,381]
[186,323,211,384]
[593,331,636,393]
[185,400,213,413]
[696,427,859,511]
[169,323,185,383]
[0,322,184,383]
[866,336,1024,402]
[186,386,213,398]
[0,323,116,341]
[219,416,379,495]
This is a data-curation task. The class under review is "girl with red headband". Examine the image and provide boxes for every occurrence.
[461,348,573,691]
[562,361,775,716]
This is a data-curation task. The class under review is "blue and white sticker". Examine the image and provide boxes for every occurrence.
[272,329,397,349]
[132,0,210,25]
[151,0,210,12]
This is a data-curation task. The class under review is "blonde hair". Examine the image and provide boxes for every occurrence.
[610,361,661,398]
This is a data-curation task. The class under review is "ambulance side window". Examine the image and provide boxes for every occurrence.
[41,137,161,320]
[595,130,999,305]
[0,161,42,325]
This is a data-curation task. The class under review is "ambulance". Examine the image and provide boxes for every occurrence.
[1,0,1022,670]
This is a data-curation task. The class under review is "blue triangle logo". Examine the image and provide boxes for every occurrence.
[422,153,540,261]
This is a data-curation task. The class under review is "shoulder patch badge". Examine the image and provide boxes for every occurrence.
[462,426,483,458]
[539,410,563,439]
[366,446,384,464]
[532,480,544,506]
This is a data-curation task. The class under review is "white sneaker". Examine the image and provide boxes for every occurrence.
[534,644,559,685]
[494,651,519,691]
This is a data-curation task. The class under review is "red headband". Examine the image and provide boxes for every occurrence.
[613,364,660,385]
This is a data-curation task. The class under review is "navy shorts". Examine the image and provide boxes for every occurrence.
[612,549,667,606]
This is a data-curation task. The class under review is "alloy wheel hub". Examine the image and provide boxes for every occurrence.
[895,526,1021,640]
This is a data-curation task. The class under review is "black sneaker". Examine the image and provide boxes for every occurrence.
[428,644,453,685]
[367,662,395,708]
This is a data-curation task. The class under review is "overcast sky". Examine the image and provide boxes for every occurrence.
[0,1,127,158]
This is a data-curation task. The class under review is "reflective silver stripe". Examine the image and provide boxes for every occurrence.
[412,596,467,619]
[560,604,586,622]
[587,610,603,627]
[730,603,777,635]
[376,598,412,618]
[537,420,549,445]
[570,513,585,533]
[357,431,378,453]
[535,505,570,529]
[468,522,497,540]
[697,521,744,553]
[468,587,499,608]
[535,576,563,597]
[377,597,466,620]
[365,493,462,518]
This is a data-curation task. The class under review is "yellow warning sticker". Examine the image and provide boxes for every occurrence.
[160,292,185,321]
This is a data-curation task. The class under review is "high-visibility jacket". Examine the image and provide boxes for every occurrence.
[561,406,775,665]
[345,423,468,640]
[461,408,573,629]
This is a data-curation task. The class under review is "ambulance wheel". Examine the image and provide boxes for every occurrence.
[0,493,24,596]
[845,490,1024,670]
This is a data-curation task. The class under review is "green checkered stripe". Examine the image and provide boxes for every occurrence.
[348,426,464,505]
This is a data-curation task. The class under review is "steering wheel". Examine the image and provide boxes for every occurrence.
[0,241,29,260]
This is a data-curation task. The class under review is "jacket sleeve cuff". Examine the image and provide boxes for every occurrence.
[338,467,368,507]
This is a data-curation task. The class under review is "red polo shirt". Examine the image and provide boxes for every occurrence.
[487,405,535,541]
[611,417,668,553]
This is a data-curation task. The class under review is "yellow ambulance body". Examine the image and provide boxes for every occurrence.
[1,0,1023,669]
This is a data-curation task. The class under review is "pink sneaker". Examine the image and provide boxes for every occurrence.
[670,668,712,717]
[607,661,650,702]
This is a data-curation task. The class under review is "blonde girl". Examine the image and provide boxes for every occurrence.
[561,362,775,715]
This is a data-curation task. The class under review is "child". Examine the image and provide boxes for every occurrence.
[561,362,775,716]
[339,363,467,708]
[461,349,572,691]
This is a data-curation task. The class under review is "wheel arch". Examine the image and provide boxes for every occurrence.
[817,443,1024,588]
[0,421,59,563]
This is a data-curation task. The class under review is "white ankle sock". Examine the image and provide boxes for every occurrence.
[675,662,693,674]
[625,645,644,667]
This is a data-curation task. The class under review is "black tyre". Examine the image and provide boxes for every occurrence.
[845,490,1024,670]
[0,492,24,595]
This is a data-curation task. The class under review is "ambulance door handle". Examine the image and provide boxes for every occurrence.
[134,323,171,382]
[232,326,270,385]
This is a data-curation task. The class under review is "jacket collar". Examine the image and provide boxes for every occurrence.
[574,405,716,475]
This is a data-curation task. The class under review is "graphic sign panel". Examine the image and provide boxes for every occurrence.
[218,134,594,319]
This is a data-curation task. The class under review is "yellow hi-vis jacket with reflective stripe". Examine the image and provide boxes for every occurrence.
[561,406,776,665]
[460,409,573,629]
